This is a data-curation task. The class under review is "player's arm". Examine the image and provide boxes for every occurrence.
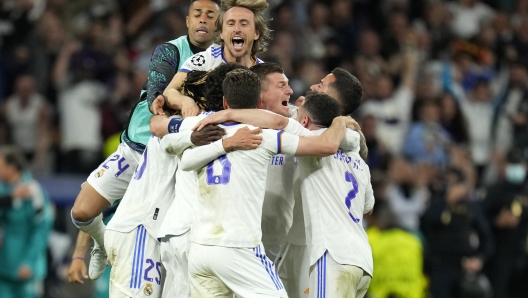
[145,43,182,114]
[193,109,289,131]
[160,54,204,117]
[290,116,355,157]
[68,231,91,284]
[180,127,263,171]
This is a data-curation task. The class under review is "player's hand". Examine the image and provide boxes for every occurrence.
[192,110,231,131]
[344,117,361,131]
[191,124,226,146]
[17,265,33,280]
[295,96,305,107]
[12,184,31,200]
[223,127,263,152]
[181,97,200,118]
[68,258,88,284]
[150,95,166,115]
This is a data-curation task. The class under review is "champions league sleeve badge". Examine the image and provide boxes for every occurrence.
[191,54,206,66]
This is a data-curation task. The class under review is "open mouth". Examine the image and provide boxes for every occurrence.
[281,100,288,107]
[196,28,208,35]
[232,36,244,50]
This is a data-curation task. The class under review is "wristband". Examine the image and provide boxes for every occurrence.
[168,118,183,133]
[72,256,84,261]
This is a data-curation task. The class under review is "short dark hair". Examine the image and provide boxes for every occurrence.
[0,146,26,172]
[330,68,363,115]
[191,0,221,5]
[249,62,284,90]
[301,92,340,128]
[205,63,248,111]
[222,69,261,109]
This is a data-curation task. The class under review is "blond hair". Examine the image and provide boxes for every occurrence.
[215,0,272,57]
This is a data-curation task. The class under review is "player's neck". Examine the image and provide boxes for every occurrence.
[223,48,256,67]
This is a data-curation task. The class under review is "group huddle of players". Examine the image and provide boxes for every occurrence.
[68,0,374,297]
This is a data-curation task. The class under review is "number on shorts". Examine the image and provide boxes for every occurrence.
[344,171,360,223]
[206,155,232,185]
[101,154,130,178]
[144,258,161,285]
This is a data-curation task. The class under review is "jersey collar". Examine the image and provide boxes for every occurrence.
[221,46,259,65]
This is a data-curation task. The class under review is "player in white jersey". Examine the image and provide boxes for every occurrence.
[180,70,355,297]
[105,113,259,298]
[295,96,374,298]
[156,0,271,117]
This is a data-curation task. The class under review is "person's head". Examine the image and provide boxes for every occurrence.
[375,74,394,99]
[419,99,441,124]
[14,74,35,101]
[296,92,340,129]
[310,68,363,115]
[187,0,221,48]
[471,80,491,102]
[504,147,526,184]
[222,68,261,109]
[205,63,248,111]
[179,70,210,111]
[216,0,271,59]
[0,146,26,183]
[250,62,292,116]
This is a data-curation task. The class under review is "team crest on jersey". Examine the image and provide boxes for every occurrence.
[304,288,310,294]
[94,169,105,178]
[144,283,153,296]
[191,54,206,66]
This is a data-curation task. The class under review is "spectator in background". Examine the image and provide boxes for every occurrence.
[361,115,387,170]
[461,80,494,185]
[404,99,451,167]
[421,167,494,298]
[447,0,495,40]
[0,146,54,298]
[0,74,53,176]
[353,30,388,80]
[440,92,470,145]
[53,39,106,174]
[360,45,418,155]
[482,147,528,298]
[365,199,426,298]
[297,2,334,60]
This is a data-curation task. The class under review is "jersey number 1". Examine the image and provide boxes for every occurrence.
[206,155,232,185]
[345,171,360,223]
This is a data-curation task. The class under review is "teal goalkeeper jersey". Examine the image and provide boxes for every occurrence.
[122,36,206,151]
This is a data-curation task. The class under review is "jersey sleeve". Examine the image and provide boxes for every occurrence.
[260,129,300,156]
[364,173,375,214]
[180,139,227,171]
[179,52,207,73]
[341,130,360,153]
[283,118,312,136]
[146,43,181,109]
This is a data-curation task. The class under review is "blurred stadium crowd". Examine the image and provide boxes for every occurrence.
[1,0,528,297]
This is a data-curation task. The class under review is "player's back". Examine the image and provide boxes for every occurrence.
[107,135,177,238]
[190,123,284,248]
[297,129,374,276]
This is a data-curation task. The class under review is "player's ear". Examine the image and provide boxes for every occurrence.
[223,96,229,110]
[301,115,310,128]
[256,99,262,109]
[186,16,189,28]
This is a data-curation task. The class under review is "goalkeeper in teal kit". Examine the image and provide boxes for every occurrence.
[67,0,223,283]
[0,147,53,298]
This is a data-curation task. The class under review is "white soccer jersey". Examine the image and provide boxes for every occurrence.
[157,113,211,238]
[297,128,374,277]
[179,44,263,73]
[180,123,300,248]
[107,128,196,239]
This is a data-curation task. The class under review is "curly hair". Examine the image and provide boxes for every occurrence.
[214,0,272,57]
[205,63,248,111]
[178,70,209,111]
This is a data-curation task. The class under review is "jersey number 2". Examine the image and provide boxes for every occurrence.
[206,155,231,185]
[345,171,360,223]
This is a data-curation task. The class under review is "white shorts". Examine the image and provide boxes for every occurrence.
[87,142,142,205]
[309,251,371,298]
[160,232,191,298]
[277,243,310,297]
[105,225,163,298]
[188,242,288,298]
